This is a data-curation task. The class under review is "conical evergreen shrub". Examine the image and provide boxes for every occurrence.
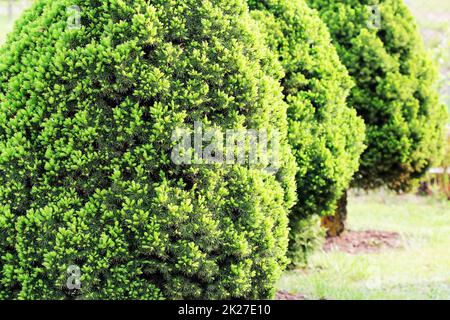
[308,0,447,233]
[0,0,297,299]
[248,0,366,266]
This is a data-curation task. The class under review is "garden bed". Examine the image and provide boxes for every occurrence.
[323,230,402,254]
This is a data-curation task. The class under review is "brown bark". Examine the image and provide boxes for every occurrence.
[321,191,347,237]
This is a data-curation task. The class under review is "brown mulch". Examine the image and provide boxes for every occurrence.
[323,230,402,254]
[276,290,306,300]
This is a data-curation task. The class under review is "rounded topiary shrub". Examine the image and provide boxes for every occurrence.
[247,0,366,266]
[307,0,447,234]
[308,0,447,191]
[0,0,297,299]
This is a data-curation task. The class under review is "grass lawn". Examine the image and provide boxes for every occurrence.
[278,191,450,300]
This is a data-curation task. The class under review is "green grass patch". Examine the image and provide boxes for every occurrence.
[278,191,450,300]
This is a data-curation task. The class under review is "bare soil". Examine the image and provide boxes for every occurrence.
[275,290,306,300]
[323,230,402,254]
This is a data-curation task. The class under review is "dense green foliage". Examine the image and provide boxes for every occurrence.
[248,0,365,266]
[308,0,447,191]
[0,0,297,299]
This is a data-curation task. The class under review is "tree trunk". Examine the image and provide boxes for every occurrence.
[321,191,347,237]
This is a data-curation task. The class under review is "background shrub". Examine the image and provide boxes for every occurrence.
[307,0,447,234]
[308,0,447,192]
[0,0,297,299]
[248,0,366,266]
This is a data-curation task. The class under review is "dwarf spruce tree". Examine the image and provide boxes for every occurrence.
[0,0,298,299]
[308,0,447,234]
[248,0,366,265]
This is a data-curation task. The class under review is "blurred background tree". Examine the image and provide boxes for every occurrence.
[0,0,32,43]
[406,0,450,118]
[406,0,450,198]
[308,0,447,235]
